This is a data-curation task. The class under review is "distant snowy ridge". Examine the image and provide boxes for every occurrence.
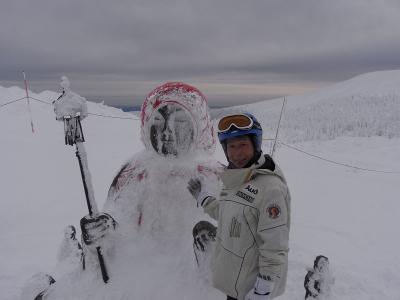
[2,69,400,143]
[0,85,131,119]
[280,93,400,142]
[214,70,400,143]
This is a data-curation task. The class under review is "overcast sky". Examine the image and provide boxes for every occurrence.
[2,0,400,107]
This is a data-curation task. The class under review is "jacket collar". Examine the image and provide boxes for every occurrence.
[221,154,285,188]
[221,153,263,188]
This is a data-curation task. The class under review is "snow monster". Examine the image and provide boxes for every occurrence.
[24,82,222,300]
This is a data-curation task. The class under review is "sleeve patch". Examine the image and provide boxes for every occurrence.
[267,204,281,219]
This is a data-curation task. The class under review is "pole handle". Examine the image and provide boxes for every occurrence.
[75,146,108,283]
[76,148,96,215]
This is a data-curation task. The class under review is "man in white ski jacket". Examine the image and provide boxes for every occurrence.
[188,113,291,300]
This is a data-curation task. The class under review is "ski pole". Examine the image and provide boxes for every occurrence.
[54,77,109,283]
[63,115,109,284]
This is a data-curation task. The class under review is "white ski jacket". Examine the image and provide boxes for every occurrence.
[203,154,291,300]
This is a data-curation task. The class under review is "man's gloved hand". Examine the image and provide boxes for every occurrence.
[80,213,117,247]
[187,178,211,207]
[245,276,274,300]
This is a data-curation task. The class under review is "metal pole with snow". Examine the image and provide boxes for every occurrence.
[22,71,35,133]
[271,96,287,158]
[53,76,109,283]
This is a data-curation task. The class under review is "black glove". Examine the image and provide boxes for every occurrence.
[80,213,117,246]
[192,221,217,252]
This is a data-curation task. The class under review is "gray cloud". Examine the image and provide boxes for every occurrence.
[1,0,400,107]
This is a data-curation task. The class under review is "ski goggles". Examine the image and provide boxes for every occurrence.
[217,114,254,133]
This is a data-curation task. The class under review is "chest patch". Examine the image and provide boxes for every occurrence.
[236,190,255,203]
[244,184,259,195]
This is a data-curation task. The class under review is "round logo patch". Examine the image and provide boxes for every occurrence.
[267,204,281,219]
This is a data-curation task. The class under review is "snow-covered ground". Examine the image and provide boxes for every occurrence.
[1,70,400,299]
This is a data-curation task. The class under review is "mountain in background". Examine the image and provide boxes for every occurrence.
[213,70,400,143]
[2,69,400,144]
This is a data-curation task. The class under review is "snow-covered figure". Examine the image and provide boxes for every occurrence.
[304,255,334,299]
[33,82,222,300]
[53,76,88,121]
[95,81,220,244]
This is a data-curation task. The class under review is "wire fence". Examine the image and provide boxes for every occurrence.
[1,95,140,120]
[2,94,399,175]
[278,141,400,174]
[29,96,54,105]
[0,96,27,108]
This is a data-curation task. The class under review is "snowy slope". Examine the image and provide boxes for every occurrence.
[1,70,400,300]
[214,69,400,144]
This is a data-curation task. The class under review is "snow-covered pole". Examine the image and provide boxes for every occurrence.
[22,71,35,133]
[271,97,287,158]
[63,116,99,215]
[54,76,109,283]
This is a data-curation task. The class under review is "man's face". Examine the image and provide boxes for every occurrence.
[226,135,254,168]
[150,104,195,157]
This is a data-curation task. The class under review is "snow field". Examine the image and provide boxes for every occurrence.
[277,138,400,299]
[1,70,400,299]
